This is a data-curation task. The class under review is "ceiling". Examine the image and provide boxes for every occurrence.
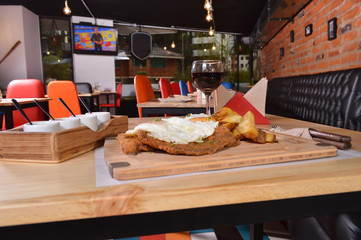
[1,0,267,35]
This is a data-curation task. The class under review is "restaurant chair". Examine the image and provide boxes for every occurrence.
[187,80,195,93]
[171,82,181,95]
[179,80,188,96]
[99,83,122,113]
[134,75,155,118]
[2,79,44,129]
[47,80,81,118]
[159,78,174,98]
[222,81,233,89]
[75,82,93,93]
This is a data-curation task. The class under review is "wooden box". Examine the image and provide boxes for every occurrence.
[0,115,128,163]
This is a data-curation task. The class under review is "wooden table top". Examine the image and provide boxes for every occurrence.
[1,114,361,228]
[0,98,51,106]
[137,98,207,108]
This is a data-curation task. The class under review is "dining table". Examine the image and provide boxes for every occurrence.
[137,95,213,116]
[1,114,361,240]
[0,97,51,129]
[78,92,101,113]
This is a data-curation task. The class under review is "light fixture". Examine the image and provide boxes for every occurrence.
[206,10,213,22]
[212,44,216,50]
[209,26,214,36]
[171,41,175,48]
[204,0,213,11]
[164,46,167,50]
[63,0,71,15]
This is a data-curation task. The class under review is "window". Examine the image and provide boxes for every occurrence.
[40,18,72,85]
[132,59,147,67]
[151,58,166,68]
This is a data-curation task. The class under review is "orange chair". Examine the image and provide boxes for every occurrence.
[3,79,45,129]
[171,82,181,95]
[99,83,122,112]
[134,75,155,118]
[159,78,174,98]
[187,80,195,93]
[47,80,81,118]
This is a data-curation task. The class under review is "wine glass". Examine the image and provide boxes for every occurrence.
[191,60,224,115]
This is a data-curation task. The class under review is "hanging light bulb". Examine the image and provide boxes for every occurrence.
[209,26,214,36]
[212,44,216,50]
[171,41,175,48]
[63,0,71,15]
[206,10,213,22]
[204,0,212,11]
[164,46,167,50]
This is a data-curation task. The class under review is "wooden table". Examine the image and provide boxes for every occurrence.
[0,98,50,129]
[1,115,361,239]
[78,92,100,113]
[137,98,213,116]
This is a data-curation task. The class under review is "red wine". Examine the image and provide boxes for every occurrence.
[192,72,223,94]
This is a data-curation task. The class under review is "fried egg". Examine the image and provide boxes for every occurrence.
[126,115,218,144]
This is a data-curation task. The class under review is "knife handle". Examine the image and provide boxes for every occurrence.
[309,128,351,143]
[313,137,352,150]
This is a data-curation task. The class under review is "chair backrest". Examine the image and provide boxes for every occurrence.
[5,79,45,128]
[75,82,93,93]
[222,81,232,89]
[179,80,188,96]
[47,80,81,118]
[116,83,122,106]
[159,78,174,98]
[187,81,195,93]
[170,82,181,95]
[134,75,155,117]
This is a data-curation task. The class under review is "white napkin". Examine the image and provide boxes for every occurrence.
[244,77,268,116]
[268,126,312,140]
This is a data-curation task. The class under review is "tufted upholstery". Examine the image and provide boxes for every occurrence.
[266,68,361,131]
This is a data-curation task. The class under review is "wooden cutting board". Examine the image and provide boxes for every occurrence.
[104,132,338,180]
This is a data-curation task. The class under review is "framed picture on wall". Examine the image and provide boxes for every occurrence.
[290,30,295,42]
[328,18,337,40]
[305,24,313,36]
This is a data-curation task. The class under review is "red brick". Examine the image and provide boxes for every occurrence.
[341,53,357,63]
[328,50,340,58]
[344,7,360,21]
[343,31,358,41]
[339,1,354,14]
[318,61,329,69]
[343,41,358,52]
[329,58,341,66]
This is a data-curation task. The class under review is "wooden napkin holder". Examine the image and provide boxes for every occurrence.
[0,115,128,163]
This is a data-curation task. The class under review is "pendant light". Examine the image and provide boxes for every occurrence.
[63,0,71,15]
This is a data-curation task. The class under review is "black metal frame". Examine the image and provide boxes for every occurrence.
[1,191,361,240]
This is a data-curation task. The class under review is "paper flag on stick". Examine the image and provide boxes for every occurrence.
[244,77,268,116]
[224,92,270,124]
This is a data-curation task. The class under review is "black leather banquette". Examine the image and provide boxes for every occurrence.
[266,68,361,131]
[266,68,361,239]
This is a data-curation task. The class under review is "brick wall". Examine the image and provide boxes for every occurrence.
[260,0,361,79]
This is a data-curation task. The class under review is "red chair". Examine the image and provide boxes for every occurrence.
[159,78,174,98]
[47,80,81,118]
[134,75,155,118]
[99,83,122,112]
[187,80,195,93]
[171,82,181,95]
[3,79,45,129]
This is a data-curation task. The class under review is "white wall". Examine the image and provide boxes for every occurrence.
[0,6,42,91]
[72,16,116,91]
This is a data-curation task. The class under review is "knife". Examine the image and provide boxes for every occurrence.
[314,137,352,150]
[309,128,351,143]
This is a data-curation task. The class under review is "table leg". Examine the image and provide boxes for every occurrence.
[250,223,264,240]
[4,107,14,129]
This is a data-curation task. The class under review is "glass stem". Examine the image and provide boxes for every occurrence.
[205,93,211,115]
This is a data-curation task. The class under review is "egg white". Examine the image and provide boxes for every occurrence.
[126,116,218,144]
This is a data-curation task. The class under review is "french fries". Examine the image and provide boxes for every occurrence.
[212,107,276,143]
